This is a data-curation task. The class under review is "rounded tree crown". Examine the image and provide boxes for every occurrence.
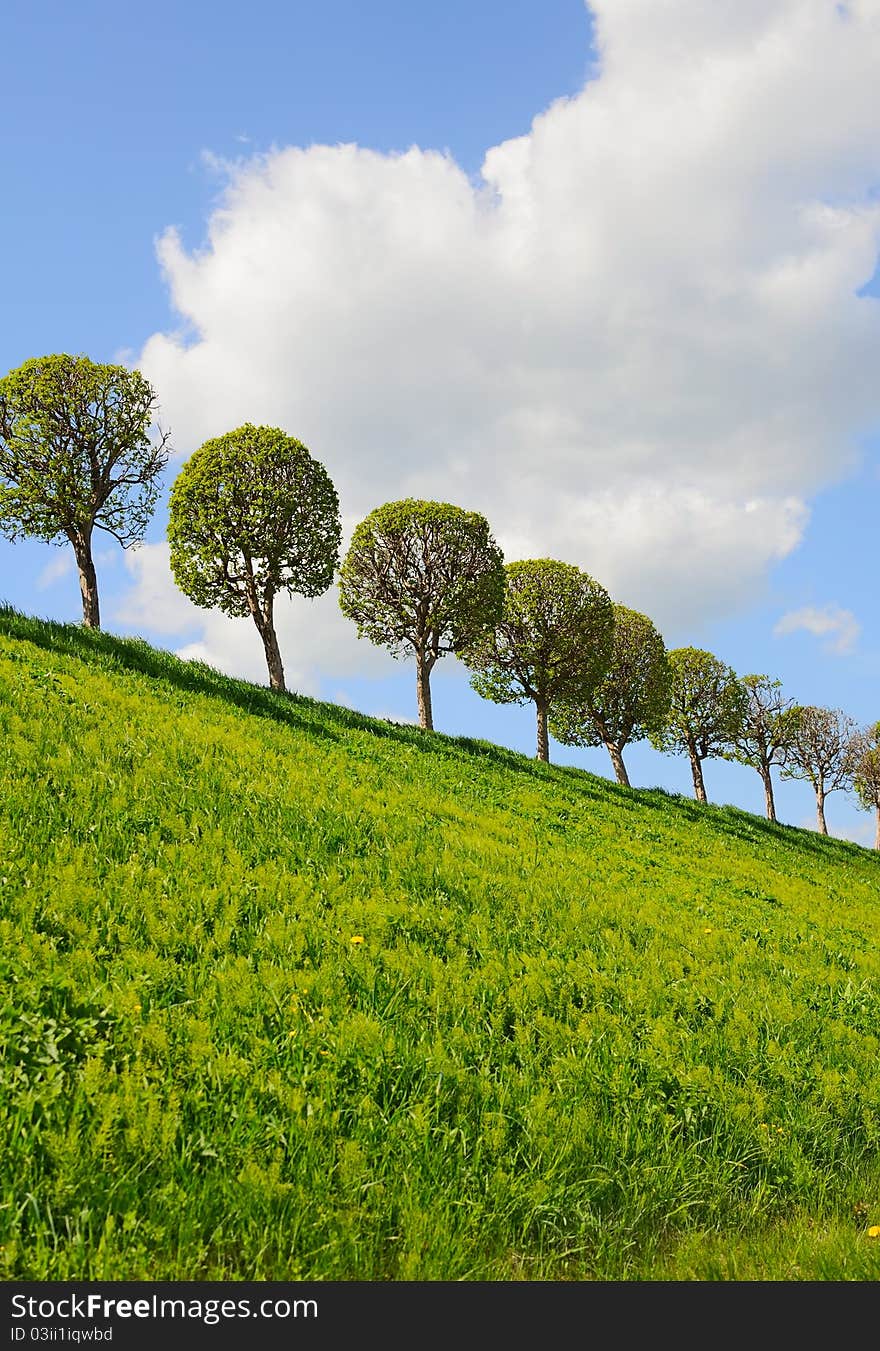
[650,646,746,756]
[781,705,861,790]
[0,352,167,546]
[462,557,615,707]
[853,723,880,811]
[550,603,670,749]
[167,423,340,617]
[346,497,493,544]
[338,497,505,658]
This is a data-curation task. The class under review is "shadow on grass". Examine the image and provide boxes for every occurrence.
[0,604,607,792]
[1,604,873,867]
[0,604,341,749]
[608,779,871,865]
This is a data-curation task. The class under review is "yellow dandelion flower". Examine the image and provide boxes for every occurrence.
[868,1225,880,1238]
[350,935,364,945]
[703,927,712,933]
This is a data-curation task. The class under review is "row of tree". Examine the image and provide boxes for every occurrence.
[1,356,877,846]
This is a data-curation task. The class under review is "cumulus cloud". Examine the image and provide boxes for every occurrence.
[37,552,75,590]
[542,488,809,635]
[38,546,116,595]
[833,817,877,848]
[115,541,396,693]
[133,0,880,682]
[774,604,862,655]
[798,811,875,846]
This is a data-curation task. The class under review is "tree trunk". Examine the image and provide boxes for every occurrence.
[875,806,880,852]
[687,740,707,803]
[415,649,434,731]
[72,534,100,629]
[535,697,549,763]
[606,742,631,788]
[760,765,777,822]
[815,784,828,835]
[252,597,285,692]
[260,622,286,693]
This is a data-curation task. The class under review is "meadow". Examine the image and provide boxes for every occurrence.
[1,605,879,1280]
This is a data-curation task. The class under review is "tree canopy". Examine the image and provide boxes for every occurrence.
[781,705,859,836]
[461,558,614,763]
[852,722,880,851]
[338,498,504,730]
[725,674,799,822]
[649,647,746,803]
[549,604,670,787]
[168,424,340,692]
[0,353,169,627]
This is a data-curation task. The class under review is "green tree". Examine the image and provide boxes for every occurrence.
[725,674,799,823]
[549,604,670,787]
[781,705,859,835]
[0,353,170,628]
[852,722,880,851]
[461,558,614,764]
[338,499,504,730]
[650,647,746,803]
[168,424,340,693]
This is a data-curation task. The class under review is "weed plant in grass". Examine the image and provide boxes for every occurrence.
[0,606,879,1280]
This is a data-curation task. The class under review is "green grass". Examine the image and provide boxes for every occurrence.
[1,604,879,1281]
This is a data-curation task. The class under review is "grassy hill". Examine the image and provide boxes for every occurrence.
[1,605,879,1281]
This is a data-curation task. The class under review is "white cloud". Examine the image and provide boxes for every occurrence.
[537,489,809,636]
[133,0,880,682]
[832,817,876,847]
[38,547,117,595]
[773,604,861,655]
[37,552,74,590]
[116,542,202,637]
[114,541,397,694]
[367,709,420,727]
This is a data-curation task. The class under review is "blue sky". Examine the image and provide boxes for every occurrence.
[2,0,878,844]
[2,0,593,362]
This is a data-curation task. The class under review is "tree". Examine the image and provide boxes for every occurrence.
[0,353,170,628]
[649,647,746,804]
[168,424,340,693]
[461,558,614,763]
[338,499,504,730]
[549,604,670,787]
[852,722,880,851]
[725,674,799,823]
[782,705,859,835]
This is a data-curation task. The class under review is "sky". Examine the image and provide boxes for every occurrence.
[2,0,878,844]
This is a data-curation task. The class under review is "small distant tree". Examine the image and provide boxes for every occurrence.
[0,353,170,627]
[850,722,880,850]
[650,647,746,804]
[461,558,614,764]
[168,424,340,693]
[782,705,859,835]
[338,499,504,730]
[549,604,670,787]
[726,674,799,823]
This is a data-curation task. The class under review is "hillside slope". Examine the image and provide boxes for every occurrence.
[1,606,878,1280]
